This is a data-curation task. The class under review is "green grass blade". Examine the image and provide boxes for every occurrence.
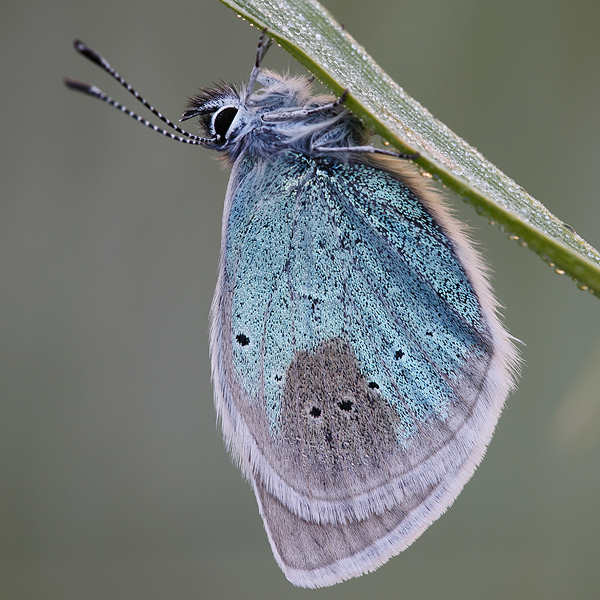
[220,0,600,296]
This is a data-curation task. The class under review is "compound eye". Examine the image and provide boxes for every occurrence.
[212,106,238,141]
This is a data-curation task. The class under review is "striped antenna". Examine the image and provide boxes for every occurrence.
[64,40,216,147]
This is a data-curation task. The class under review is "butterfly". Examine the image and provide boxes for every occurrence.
[65,30,519,588]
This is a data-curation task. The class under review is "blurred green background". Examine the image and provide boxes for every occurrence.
[2,0,600,598]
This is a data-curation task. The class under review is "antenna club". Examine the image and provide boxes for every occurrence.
[73,40,108,69]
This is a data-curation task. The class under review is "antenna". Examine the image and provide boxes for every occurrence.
[64,40,216,147]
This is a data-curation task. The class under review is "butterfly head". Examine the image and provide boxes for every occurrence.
[181,84,248,150]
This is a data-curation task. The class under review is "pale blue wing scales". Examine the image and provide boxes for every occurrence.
[211,152,514,588]
[223,158,300,422]
[331,169,491,426]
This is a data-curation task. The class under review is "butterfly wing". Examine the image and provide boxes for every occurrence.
[210,152,518,588]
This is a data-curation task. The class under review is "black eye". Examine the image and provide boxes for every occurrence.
[213,106,238,140]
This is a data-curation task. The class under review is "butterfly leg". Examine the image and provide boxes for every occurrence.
[313,90,419,159]
[261,91,350,123]
[243,29,274,104]
[312,144,419,160]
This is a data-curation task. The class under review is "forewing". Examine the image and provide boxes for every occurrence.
[210,153,517,587]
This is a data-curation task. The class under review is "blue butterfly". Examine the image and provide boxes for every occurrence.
[65,31,519,588]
